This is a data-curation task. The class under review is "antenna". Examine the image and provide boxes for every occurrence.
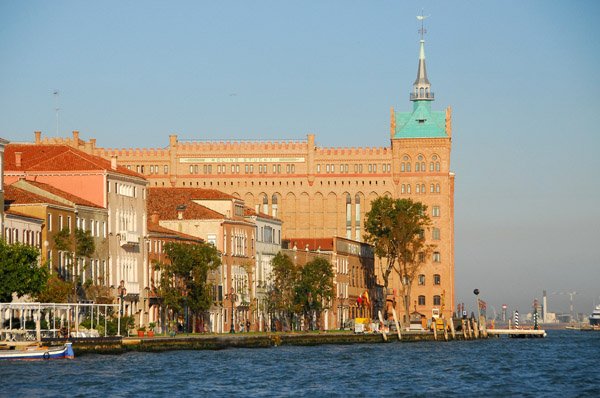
[53,91,59,138]
[417,9,431,41]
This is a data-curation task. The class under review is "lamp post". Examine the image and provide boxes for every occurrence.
[270,291,276,332]
[308,292,313,331]
[183,285,188,334]
[226,288,237,334]
[474,289,480,321]
[118,280,127,317]
[339,296,345,330]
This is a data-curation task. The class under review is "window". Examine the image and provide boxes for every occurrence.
[165,165,168,174]
[406,163,411,172]
[432,228,440,240]
[291,165,295,173]
[317,164,321,173]
[407,184,411,194]
[436,184,440,193]
[47,214,52,231]
[430,162,434,171]
[418,295,426,306]
[415,163,419,172]
[421,184,425,193]
[418,274,425,285]
[326,164,330,173]
[418,252,425,263]
[401,185,405,194]
[433,295,441,306]
[416,184,420,194]
[59,215,63,230]
[433,252,440,262]
[432,206,440,217]
[434,274,441,285]
[368,164,372,172]
[190,165,194,174]
[430,184,435,193]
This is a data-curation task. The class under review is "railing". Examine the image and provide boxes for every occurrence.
[410,92,435,100]
[125,281,140,295]
[119,231,140,246]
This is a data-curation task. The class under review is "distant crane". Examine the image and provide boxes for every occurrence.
[552,291,580,322]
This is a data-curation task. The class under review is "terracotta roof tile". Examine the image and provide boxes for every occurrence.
[243,206,280,221]
[5,144,145,180]
[147,220,204,243]
[147,188,226,221]
[16,180,104,209]
[4,184,72,208]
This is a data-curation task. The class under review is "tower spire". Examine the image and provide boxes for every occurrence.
[411,11,434,101]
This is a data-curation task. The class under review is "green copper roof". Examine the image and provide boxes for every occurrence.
[393,100,447,139]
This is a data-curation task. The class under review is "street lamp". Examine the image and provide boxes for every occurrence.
[308,292,313,331]
[339,296,345,330]
[183,285,188,333]
[474,289,480,321]
[270,291,276,332]
[118,280,127,317]
[226,288,237,334]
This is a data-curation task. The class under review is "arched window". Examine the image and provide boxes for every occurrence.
[433,295,441,306]
[415,163,420,172]
[430,162,434,171]
[272,194,278,218]
[421,184,425,193]
[432,228,440,240]
[421,162,425,171]
[401,163,405,172]
[346,194,352,239]
[436,184,440,193]
[418,274,425,285]
[418,295,426,306]
[416,184,420,194]
[262,194,268,214]
[401,184,406,194]
[433,274,441,285]
[436,162,440,171]
[430,184,434,193]
[406,163,411,172]
[407,185,411,194]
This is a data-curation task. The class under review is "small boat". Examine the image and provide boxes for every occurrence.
[0,342,74,360]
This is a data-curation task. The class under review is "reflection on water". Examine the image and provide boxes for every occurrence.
[2,330,599,397]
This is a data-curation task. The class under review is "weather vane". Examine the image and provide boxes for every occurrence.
[417,9,430,41]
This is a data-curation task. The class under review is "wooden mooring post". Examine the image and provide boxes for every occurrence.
[432,318,438,341]
[449,318,456,340]
[391,308,402,341]
[443,319,449,341]
[461,319,468,340]
[377,311,387,341]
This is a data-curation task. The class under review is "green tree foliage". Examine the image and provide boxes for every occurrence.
[364,196,399,295]
[294,257,335,312]
[270,252,299,314]
[75,228,95,260]
[153,242,220,325]
[294,257,334,329]
[364,197,434,327]
[0,240,48,302]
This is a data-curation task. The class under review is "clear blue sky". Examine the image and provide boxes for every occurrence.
[1,0,599,317]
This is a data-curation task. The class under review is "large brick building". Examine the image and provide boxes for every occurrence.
[27,37,455,320]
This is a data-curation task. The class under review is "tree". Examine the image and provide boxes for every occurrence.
[364,196,399,297]
[153,241,220,329]
[0,240,48,302]
[37,276,75,303]
[294,257,335,329]
[270,252,299,328]
[365,197,434,328]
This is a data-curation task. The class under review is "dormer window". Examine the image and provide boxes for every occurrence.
[418,119,425,124]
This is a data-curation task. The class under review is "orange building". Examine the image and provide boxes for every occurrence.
[26,37,455,321]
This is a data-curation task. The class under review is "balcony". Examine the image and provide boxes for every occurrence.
[125,281,140,295]
[410,92,435,101]
[119,231,140,246]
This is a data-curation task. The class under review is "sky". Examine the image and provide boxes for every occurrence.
[1,1,599,317]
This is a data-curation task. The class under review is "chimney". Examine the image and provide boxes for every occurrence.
[176,205,186,220]
[151,213,159,223]
[111,156,117,170]
[34,131,41,144]
[15,152,22,168]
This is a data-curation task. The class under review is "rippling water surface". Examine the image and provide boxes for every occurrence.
[2,330,598,397]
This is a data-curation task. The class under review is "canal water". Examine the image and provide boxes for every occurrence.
[2,330,598,397]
